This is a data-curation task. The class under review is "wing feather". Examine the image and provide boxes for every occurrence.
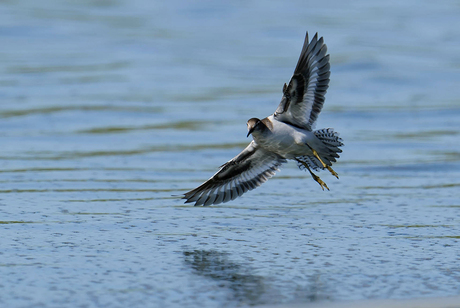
[274,32,330,131]
[183,141,286,206]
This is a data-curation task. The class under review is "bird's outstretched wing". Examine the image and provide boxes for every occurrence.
[274,32,330,131]
[183,141,286,206]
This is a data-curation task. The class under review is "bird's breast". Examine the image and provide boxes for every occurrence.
[252,118,313,158]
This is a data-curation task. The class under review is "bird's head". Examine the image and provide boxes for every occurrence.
[246,118,261,137]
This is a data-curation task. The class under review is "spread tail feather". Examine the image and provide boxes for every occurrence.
[297,128,343,171]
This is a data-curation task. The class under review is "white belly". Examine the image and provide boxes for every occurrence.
[252,116,317,159]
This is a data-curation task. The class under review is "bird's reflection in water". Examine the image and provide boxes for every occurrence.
[183,250,330,305]
[183,250,269,305]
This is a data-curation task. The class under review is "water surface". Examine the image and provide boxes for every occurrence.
[1,0,460,307]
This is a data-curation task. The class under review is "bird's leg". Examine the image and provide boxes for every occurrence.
[310,148,339,179]
[296,159,329,191]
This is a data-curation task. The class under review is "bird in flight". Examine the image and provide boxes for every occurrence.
[183,32,343,206]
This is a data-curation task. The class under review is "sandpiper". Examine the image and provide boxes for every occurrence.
[183,32,343,206]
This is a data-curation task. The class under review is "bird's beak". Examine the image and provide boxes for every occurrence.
[247,127,254,138]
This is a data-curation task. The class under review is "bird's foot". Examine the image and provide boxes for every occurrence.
[295,158,330,191]
[311,148,339,179]
[326,165,339,179]
[311,172,330,191]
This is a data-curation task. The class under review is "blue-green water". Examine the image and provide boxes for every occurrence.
[1,1,460,307]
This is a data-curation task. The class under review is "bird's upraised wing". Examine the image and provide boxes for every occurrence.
[274,32,330,131]
[183,141,286,206]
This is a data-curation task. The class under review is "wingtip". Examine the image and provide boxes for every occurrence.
[172,193,188,201]
[183,197,194,204]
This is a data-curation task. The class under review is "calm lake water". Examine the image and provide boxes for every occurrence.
[1,0,460,307]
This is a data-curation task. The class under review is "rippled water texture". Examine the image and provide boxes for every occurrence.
[1,0,460,307]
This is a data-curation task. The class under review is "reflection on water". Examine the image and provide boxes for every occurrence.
[183,250,267,305]
[183,250,331,305]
